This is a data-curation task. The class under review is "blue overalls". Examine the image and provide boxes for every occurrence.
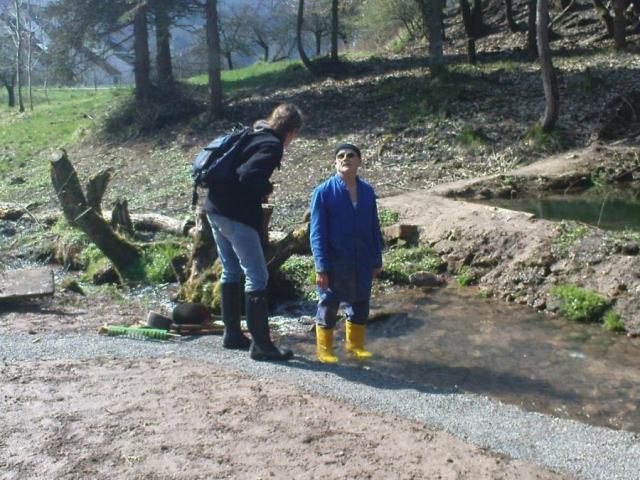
[310,175,383,328]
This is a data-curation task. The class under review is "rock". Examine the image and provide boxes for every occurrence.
[382,224,419,246]
[409,271,444,287]
[61,278,84,295]
[621,243,639,256]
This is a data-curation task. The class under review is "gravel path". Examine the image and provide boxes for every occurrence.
[2,333,638,480]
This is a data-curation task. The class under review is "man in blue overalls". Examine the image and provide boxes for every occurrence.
[309,143,383,363]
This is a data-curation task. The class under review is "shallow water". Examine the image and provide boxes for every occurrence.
[284,286,640,432]
[478,188,640,231]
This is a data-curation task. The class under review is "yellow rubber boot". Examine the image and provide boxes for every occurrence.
[316,326,338,364]
[345,321,373,359]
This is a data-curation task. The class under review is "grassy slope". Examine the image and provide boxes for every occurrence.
[0,62,314,207]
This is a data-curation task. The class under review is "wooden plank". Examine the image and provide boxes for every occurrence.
[0,268,55,301]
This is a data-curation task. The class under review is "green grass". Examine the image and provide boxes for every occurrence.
[525,123,564,151]
[455,265,476,286]
[186,60,312,96]
[380,246,444,284]
[456,125,488,147]
[603,310,626,332]
[0,87,123,202]
[550,284,610,323]
[553,221,590,253]
[279,254,316,288]
[378,208,399,227]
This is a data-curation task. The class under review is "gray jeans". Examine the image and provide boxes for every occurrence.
[207,213,268,292]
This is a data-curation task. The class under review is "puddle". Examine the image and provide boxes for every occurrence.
[284,286,640,432]
[478,188,640,231]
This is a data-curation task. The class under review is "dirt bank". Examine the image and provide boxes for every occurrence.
[379,144,640,333]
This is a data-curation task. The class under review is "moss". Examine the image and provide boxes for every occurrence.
[378,208,400,227]
[603,310,625,332]
[380,246,444,284]
[550,284,610,323]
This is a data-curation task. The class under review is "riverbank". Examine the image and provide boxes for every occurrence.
[379,144,640,333]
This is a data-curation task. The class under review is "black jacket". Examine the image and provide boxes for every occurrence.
[204,126,283,234]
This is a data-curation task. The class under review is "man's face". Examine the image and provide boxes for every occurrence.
[334,149,361,176]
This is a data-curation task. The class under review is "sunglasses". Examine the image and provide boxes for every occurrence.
[336,152,356,160]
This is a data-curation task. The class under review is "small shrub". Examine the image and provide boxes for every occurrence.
[381,246,444,284]
[378,208,399,227]
[280,255,316,287]
[143,243,185,284]
[603,310,625,332]
[550,285,609,323]
[457,125,488,147]
[525,123,563,151]
[456,266,475,286]
[553,221,590,253]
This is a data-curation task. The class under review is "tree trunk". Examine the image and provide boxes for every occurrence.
[50,151,141,276]
[111,199,134,237]
[133,3,152,104]
[460,0,477,64]
[315,32,322,56]
[591,0,614,36]
[205,0,223,120]
[225,51,233,70]
[14,0,24,113]
[85,168,113,216]
[527,0,538,58]
[154,0,174,86]
[537,0,559,132]
[505,0,521,32]
[27,28,33,111]
[297,0,317,75]
[417,0,445,74]
[6,82,15,107]
[331,0,339,62]
[612,0,629,50]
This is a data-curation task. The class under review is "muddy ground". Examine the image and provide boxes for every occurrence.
[0,355,567,480]
[0,289,569,480]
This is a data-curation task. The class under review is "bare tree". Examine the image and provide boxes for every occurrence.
[205,0,222,119]
[537,0,559,132]
[504,0,522,32]
[133,2,152,104]
[612,0,630,50]
[459,0,488,64]
[330,0,338,61]
[153,0,174,86]
[414,0,445,73]
[297,0,318,75]
[9,0,25,112]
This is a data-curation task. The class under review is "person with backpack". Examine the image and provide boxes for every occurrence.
[310,143,383,364]
[205,103,303,361]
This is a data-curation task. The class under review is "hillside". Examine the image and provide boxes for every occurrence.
[1,0,639,240]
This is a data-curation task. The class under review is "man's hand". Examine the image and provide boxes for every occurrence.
[316,272,329,290]
[372,267,382,279]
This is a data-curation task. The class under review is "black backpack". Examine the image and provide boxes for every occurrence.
[191,124,252,208]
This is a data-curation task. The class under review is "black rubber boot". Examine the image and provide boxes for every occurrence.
[245,290,293,361]
[221,282,251,350]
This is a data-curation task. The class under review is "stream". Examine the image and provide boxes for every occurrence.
[282,286,640,433]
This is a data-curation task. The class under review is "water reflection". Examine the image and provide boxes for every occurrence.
[285,286,640,432]
[478,188,640,231]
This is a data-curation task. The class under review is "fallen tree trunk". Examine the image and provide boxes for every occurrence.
[50,150,142,277]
